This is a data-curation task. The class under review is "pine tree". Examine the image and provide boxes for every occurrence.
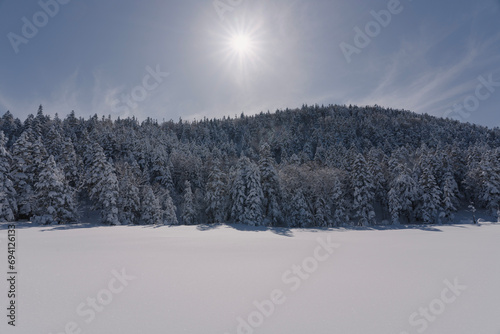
[32,105,47,137]
[205,160,226,224]
[388,164,419,225]
[243,161,264,226]
[11,130,35,218]
[32,156,77,224]
[161,188,178,225]
[440,171,459,222]
[182,180,196,225]
[388,187,402,225]
[351,154,375,226]
[367,148,388,209]
[141,185,162,225]
[0,132,17,221]
[150,146,174,191]
[230,157,248,224]
[259,143,283,226]
[117,163,141,225]
[31,138,48,184]
[288,188,313,228]
[419,166,442,224]
[1,111,18,146]
[332,178,349,226]
[59,138,79,187]
[314,196,330,227]
[88,142,120,225]
[477,152,500,214]
[44,125,64,159]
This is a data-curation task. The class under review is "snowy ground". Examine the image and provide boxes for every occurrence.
[1,220,499,334]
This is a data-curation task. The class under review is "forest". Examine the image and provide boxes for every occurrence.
[1,104,499,227]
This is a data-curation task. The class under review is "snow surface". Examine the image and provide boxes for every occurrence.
[1,222,499,334]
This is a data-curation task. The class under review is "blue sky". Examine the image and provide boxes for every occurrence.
[1,0,499,127]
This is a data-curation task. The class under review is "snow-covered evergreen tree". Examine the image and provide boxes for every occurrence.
[230,157,248,224]
[150,146,174,191]
[161,188,178,225]
[418,165,442,224]
[351,154,375,226]
[476,151,500,215]
[59,138,79,188]
[228,156,265,225]
[182,180,196,225]
[243,161,264,226]
[0,132,17,221]
[11,130,35,218]
[141,185,162,225]
[259,143,283,226]
[367,148,388,209]
[288,188,313,228]
[440,171,459,222]
[314,196,330,227]
[88,142,120,225]
[332,178,349,226]
[205,160,226,224]
[117,162,141,225]
[44,125,64,159]
[388,164,419,225]
[31,137,48,184]
[32,155,77,224]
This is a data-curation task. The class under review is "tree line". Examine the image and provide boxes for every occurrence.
[1,104,499,227]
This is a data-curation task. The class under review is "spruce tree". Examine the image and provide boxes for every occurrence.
[44,125,64,159]
[88,142,120,225]
[314,196,330,227]
[11,130,35,218]
[117,163,141,225]
[388,164,419,224]
[419,166,442,224]
[230,157,248,224]
[243,161,264,226]
[477,152,500,215]
[59,138,79,188]
[182,180,196,225]
[288,188,313,228]
[161,188,178,225]
[32,156,77,224]
[0,132,17,221]
[332,178,349,226]
[141,186,162,225]
[259,143,283,226]
[351,154,375,226]
[205,160,226,224]
[440,171,459,222]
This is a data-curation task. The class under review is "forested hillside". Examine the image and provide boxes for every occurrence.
[1,104,499,227]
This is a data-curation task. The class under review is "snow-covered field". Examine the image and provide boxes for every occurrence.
[1,221,499,334]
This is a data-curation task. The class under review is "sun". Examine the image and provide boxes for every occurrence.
[230,34,252,54]
[210,18,267,80]
[230,35,252,53]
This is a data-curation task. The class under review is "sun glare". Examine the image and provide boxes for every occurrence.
[212,18,267,81]
[230,34,251,54]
